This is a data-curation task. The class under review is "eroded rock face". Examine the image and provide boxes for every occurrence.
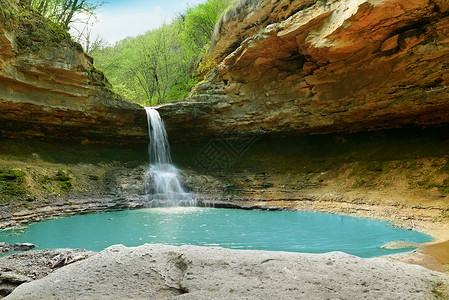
[0,4,147,143]
[159,0,449,142]
[0,249,94,297]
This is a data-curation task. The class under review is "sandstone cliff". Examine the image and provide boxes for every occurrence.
[156,0,449,255]
[158,0,449,141]
[0,1,147,143]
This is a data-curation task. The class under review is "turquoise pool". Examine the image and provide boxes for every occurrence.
[0,207,433,257]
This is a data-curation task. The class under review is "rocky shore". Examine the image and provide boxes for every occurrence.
[0,0,448,298]
[0,197,145,230]
[0,195,448,298]
[0,249,95,297]
[3,244,449,299]
[1,194,448,262]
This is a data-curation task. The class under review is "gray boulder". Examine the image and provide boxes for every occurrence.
[5,244,449,299]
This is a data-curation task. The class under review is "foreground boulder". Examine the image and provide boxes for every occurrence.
[5,244,448,299]
[0,249,94,297]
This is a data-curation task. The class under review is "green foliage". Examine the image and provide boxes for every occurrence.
[29,0,103,29]
[197,55,218,76]
[41,170,72,194]
[88,174,99,180]
[52,169,71,182]
[181,0,229,51]
[27,0,105,52]
[0,169,27,201]
[3,0,103,54]
[15,15,69,52]
[2,0,96,28]
[426,180,449,194]
[91,0,229,106]
[0,0,13,19]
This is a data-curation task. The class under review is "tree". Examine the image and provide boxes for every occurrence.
[90,0,230,106]
[29,0,104,29]
[182,0,229,50]
[71,15,107,54]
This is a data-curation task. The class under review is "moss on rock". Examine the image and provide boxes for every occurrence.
[42,170,73,194]
[0,168,26,202]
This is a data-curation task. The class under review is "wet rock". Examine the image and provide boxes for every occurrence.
[11,244,35,252]
[0,162,150,229]
[381,241,422,250]
[0,243,35,254]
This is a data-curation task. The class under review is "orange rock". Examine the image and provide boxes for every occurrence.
[159,0,449,142]
[380,34,399,52]
[0,12,147,143]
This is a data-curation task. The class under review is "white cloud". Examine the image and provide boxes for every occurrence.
[92,6,172,44]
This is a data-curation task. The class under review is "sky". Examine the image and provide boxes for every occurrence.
[73,0,205,45]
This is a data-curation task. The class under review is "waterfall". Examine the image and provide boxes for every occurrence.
[144,107,194,207]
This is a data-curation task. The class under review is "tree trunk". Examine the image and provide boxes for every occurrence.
[64,0,84,28]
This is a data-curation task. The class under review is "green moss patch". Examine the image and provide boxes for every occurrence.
[41,170,72,195]
[222,181,242,197]
[426,180,449,194]
[0,168,26,201]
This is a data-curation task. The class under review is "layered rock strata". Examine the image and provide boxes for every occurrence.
[0,2,147,142]
[159,0,449,141]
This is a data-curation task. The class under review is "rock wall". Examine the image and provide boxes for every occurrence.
[0,136,152,229]
[173,128,449,226]
[0,2,147,143]
[158,0,449,142]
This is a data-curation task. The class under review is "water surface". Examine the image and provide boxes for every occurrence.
[0,208,432,258]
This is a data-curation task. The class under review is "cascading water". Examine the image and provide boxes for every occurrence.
[144,107,194,206]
